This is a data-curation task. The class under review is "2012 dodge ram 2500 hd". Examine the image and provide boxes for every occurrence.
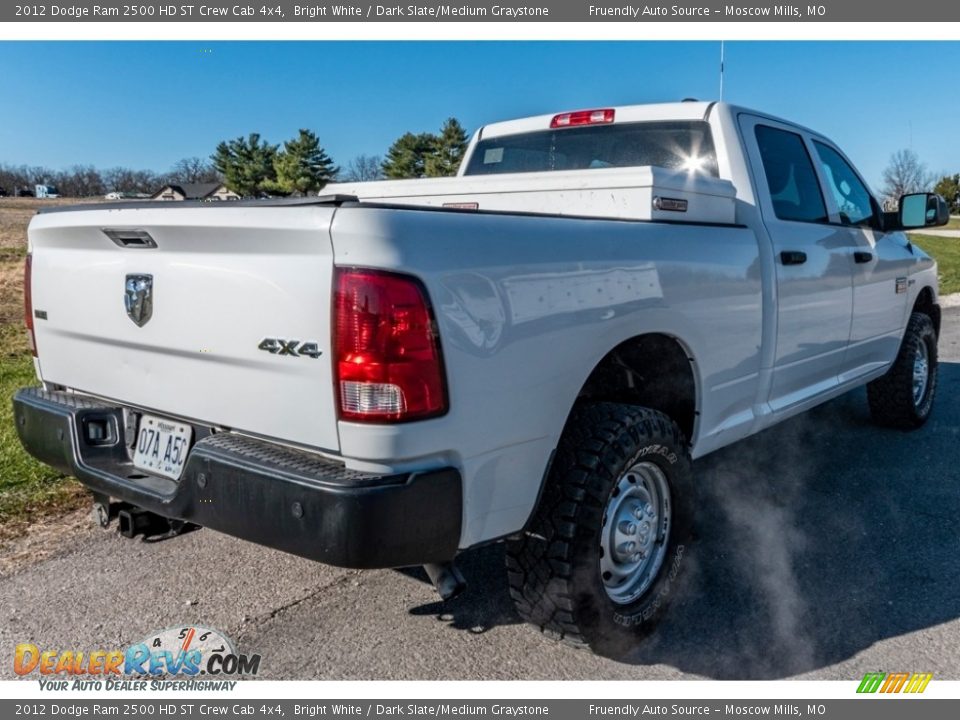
[14,102,947,657]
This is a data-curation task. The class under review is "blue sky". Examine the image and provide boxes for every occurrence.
[0,41,956,189]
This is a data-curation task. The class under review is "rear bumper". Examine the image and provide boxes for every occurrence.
[12,387,462,569]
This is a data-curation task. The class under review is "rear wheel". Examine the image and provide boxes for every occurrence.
[505,403,694,657]
[867,312,938,429]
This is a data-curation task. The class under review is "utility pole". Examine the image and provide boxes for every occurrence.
[719,41,725,101]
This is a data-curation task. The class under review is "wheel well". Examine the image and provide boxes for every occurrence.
[575,334,697,443]
[913,287,940,337]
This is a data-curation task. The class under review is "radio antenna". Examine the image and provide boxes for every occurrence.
[719,41,725,101]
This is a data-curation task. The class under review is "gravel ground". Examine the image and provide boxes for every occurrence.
[1,309,959,681]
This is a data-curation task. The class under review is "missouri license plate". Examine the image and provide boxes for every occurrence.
[133,414,193,480]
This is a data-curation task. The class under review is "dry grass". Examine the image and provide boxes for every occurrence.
[0,257,25,325]
[0,199,39,250]
[0,504,95,577]
[0,198,104,533]
[0,197,102,249]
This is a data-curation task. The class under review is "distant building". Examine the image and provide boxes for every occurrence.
[151,182,240,202]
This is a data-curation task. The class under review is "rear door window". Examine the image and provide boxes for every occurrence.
[754,125,828,224]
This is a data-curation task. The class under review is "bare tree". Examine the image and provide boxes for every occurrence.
[0,163,61,195]
[0,164,35,194]
[170,157,220,184]
[52,165,105,197]
[340,154,384,183]
[26,166,52,186]
[103,167,161,194]
[881,149,934,205]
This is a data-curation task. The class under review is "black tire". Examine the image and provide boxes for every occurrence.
[505,402,694,658]
[867,312,938,430]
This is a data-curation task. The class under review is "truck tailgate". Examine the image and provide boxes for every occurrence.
[28,204,340,453]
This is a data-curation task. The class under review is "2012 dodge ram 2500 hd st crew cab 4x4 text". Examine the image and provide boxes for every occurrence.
[14,102,947,657]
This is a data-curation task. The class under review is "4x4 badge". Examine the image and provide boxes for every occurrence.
[124,274,153,327]
[258,338,322,359]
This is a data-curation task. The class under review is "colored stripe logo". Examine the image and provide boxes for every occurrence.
[857,672,933,694]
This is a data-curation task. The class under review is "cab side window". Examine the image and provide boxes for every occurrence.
[755,125,828,224]
[812,141,877,228]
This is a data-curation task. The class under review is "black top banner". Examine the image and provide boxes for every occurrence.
[2,1,952,22]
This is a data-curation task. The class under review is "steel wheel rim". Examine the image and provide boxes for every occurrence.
[913,339,930,407]
[599,461,671,605]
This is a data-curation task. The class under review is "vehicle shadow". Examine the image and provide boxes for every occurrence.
[405,361,960,678]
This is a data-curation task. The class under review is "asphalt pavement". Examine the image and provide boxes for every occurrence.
[2,309,959,681]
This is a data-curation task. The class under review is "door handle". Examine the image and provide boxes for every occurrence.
[780,251,807,266]
[853,251,874,264]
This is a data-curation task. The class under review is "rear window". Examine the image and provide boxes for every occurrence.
[463,120,719,177]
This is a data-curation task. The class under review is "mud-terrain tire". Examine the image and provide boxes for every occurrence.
[505,403,694,658]
[867,312,938,430]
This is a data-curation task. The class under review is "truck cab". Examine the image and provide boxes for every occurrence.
[34,184,60,199]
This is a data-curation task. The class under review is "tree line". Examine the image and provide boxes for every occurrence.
[0,118,468,198]
[17,125,949,210]
[0,157,220,197]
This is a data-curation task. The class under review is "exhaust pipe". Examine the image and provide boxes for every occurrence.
[424,561,467,601]
[92,494,112,528]
[92,495,136,530]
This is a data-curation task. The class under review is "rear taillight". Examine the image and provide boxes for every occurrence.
[334,268,447,422]
[24,253,36,357]
[550,108,615,129]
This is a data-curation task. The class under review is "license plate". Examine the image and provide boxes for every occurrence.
[133,414,193,480]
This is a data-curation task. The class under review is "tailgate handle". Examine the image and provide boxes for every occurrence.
[103,229,157,249]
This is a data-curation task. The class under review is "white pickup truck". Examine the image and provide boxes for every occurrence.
[14,102,947,657]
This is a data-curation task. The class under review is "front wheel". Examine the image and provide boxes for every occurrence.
[867,312,938,429]
[505,403,694,658]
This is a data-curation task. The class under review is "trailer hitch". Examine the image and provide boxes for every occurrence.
[115,506,198,542]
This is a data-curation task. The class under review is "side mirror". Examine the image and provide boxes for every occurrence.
[899,192,949,229]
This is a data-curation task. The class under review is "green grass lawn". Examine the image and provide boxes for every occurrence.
[910,234,960,295]
[0,324,83,533]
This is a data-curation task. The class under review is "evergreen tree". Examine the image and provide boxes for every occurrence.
[211,133,278,197]
[381,132,437,179]
[425,118,468,177]
[271,129,339,196]
[934,173,960,212]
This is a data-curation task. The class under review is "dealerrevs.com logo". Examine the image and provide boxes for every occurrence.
[14,626,261,690]
[856,672,933,694]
